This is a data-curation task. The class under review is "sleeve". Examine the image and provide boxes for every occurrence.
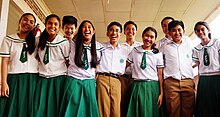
[192,48,199,62]
[127,49,134,63]
[0,37,11,57]
[156,52,164,68]
[96,42,105,62]
[60,40,70,60]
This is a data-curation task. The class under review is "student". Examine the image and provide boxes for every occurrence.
[33,14,69,117]
[62,15,78,40]
[161,20,195,117]
[120,20,142,117]
[126,27,164,117]
[156,16,174,50]
[0,13,38,117]
[59,20,103,117]
[193,21,220,117]
[96,21,127,117]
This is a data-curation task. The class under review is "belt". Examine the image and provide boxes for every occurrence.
[97,72,120,78]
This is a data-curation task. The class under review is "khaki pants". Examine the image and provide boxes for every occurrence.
[164,78,195,117]
[97,74,121,117]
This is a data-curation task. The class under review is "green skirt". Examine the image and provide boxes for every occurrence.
[195,75,220,117]
[33,75,66,117]
[127,80,166,117]
[59,76,100,117]
[0,73,38,117]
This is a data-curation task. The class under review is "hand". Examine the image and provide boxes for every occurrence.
[157,94,163,107]
[1,82,9,97]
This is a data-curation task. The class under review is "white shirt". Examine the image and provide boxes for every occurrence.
[38,34,69,78]
[193,38,220,76]
[156,37,172,51]
[67,40,104,79]
[121,41,142,74]
[127,46,164,81]
[97,42,127,75]
[161,36,194,80]
[0,34,38,74]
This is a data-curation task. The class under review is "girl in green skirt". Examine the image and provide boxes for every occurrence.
[33,14,69,117]
[193,21,220,117]
[0,13,38,117]
[126,27,164,117]
[59,20,103,117]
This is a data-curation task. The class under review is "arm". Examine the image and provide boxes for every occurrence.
[1,57,9,97]
[126,61,131,68]
[157,67,164,107]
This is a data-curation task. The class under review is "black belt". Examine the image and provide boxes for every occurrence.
[97,72,120,78]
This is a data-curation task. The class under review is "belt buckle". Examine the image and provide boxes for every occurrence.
[110,73,118,78]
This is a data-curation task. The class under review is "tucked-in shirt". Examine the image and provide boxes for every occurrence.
[127,46,164,81]
[121,41,142,74]
[0,34,38,73]
[67,40,104,79]
[161,36,194,80]
[38,34,69,78]
[97,42,127,75]
[193,38,220,76]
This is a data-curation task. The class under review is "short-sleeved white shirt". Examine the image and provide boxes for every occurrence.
[67,40,104,79]
[0,34,38,74]
[161,37,194,80]
[156,37,172,51]
[193,38,220,76]
[127,46,164,81]
[96,42,127,75]
[38,34,69,78]
[120,41,142,74]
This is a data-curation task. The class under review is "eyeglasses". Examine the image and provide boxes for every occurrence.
[108,29,121,33]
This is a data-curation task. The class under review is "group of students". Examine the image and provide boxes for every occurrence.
[0,13,219,117]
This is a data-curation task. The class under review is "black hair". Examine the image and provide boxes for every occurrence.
[194,21,211,39]
[19,13,36,55]
[161,16,174,25]
[62,15,78,28]
[38,14,61,50]
[142,27,159,54]
[74,20,98,68]
[107,21,122,33]
[168,20,184,32]
[123,21,137,32]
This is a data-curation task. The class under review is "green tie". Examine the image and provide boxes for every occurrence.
[203,47,210,66]
[83,47,89,70]
[20,43,27,63]
[140,52,147,70]
[43,45,49,64]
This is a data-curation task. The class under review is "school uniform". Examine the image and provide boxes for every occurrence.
[161,37,195,117]
[96,42,127,117]
[59,40,104,117]
[119,41,142,117]
[156,37,172,51]
[126,46,164,117]
[0,34,38,117]
[33,34,69,117]
[193,38,220,117]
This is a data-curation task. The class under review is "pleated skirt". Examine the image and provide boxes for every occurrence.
[33,75,66,117]
[59,76,100,117]
[0,73,38,117]
[126,80,166,117]
[195,75,220,117]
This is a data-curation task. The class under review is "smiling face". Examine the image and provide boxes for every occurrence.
[161,19,173,37]
[62,24,76,40]
[142,30,156,50]
[169,25,185,44]
[124,24,137,40]
[195,24,210,42]
[45,17,60,39]
[19,14,35,34]
[107,25,122,44]
[82,21,95,44]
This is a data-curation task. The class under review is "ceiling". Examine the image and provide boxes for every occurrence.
[6,0,220,42]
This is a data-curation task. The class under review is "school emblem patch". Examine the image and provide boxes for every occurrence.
[120,59,124,63]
